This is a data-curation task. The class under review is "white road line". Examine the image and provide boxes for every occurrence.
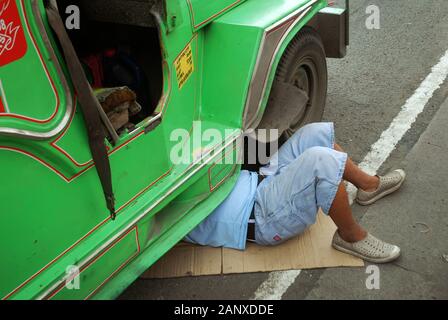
[252,270,302,300]
[252,49,448,301]
[347,48,448,201]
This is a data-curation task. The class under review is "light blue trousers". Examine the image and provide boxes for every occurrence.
[255,123,348,246]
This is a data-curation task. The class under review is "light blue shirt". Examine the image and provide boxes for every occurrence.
[185,170,259,251]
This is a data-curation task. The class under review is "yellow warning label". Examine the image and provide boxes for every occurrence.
[174,43,194,89]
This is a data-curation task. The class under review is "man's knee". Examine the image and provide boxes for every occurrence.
[297,122,333,140]
[285,122,334,152]
[299,147,347,186]
[302,146,336,163]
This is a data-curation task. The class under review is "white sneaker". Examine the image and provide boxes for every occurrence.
[356,169,406,206]
[332,232,401,264]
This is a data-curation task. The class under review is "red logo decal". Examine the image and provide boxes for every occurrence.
[0,0,27,67]
[273,235,282,242]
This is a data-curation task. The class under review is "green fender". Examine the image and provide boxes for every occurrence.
[199,0,328,131]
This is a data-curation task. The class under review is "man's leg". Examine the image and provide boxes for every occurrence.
[330,143,406,243]
[327,149,402,262]
[334,144,379,192]
[326,145,375,243]
[328,178,401,263]
[255,145,401,263]
[335,143,406,206]
[328,183,367,243]
[254,146,350,246]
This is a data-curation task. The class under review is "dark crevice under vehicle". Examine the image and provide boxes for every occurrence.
[0,0,348,299]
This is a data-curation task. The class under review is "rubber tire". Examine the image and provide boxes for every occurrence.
[267,27,328,140]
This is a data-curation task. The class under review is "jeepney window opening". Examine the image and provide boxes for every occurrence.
[55,0,164,138]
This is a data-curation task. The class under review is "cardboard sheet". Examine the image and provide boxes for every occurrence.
[142,212,364,279]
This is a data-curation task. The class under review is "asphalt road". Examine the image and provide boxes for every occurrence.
[120,0,448,300]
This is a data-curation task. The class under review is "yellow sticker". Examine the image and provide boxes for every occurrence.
[174,43,194,89]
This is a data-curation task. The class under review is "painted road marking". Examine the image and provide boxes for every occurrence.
[252,48,448,300]
[252,270,302,300]
[347,49,448,201]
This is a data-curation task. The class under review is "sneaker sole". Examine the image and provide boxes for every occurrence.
[356,171,406,206]
[332,243,401,264]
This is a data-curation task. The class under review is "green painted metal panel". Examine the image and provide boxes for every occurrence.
[0,0,335,300]
[49,228,140,300]
[215,0,317,28]
[186,0,246,31]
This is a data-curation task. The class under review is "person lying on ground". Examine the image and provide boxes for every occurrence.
[186,122,406,263]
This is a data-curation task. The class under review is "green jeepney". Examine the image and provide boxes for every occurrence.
[0,0,348,299]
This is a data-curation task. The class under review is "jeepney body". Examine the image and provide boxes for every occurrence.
[0,0,348,300]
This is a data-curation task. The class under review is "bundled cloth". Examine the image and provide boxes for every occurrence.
[94,87,142,131]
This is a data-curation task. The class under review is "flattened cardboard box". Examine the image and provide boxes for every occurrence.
[143,212,364,279]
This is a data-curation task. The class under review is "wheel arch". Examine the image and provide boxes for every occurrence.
[242,0,328,132]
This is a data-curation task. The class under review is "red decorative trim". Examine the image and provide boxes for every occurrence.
[84,227,141,300]
[1,213,110,300]
[0,146,76,182]
[0,98,5,113]
[116,167,173,213]
[0,128,148,184]
[208,145,237,192]
[45,226,141,300]
[49,97,95,168]
[0,0,60,123]
[187,0,242,29]
[210,165,237,193]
